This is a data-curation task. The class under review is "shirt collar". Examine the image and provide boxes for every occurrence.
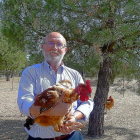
[43,60,64,72]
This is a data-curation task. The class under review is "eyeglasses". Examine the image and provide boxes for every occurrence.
[43,42,66,49]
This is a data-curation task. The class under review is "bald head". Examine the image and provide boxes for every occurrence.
[43,32,67,47]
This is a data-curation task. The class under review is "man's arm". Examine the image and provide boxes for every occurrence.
[17,68,35,117]
[30,93,70,117]
[76,98,94,121]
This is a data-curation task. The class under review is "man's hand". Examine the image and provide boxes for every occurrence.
[60,116,87,134]
[29,105,40,117]
[40,93,70,116]
[29,92,70,117]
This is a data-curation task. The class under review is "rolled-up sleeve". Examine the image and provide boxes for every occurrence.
[17,67,35,117]
[76,98,94,121]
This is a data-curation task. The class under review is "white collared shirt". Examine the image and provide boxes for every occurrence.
[17,61,93,138]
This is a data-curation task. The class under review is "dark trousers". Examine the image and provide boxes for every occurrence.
[27,131,84,140]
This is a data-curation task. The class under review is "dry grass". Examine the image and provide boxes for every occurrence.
[0,77,140,140]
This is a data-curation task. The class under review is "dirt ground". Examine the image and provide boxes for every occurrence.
[0,77,140,140]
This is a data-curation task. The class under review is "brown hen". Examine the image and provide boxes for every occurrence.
[105,96,114,110]
[24,79,92,132]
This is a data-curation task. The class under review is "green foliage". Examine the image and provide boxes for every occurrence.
[28,52,44,66]
[64,45,100,76]
[0,0,140,79]
[0,35,27,71]
[110,46,140,83]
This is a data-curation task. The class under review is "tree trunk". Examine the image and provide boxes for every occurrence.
[5,70,10,81]
[10,70,14,78]
[137,80,140,95]
[88,53,112,137]
[82,69,85,81]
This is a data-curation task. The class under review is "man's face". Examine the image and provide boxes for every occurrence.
[42,33,67,65]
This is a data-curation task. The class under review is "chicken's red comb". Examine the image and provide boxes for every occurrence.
[109,96,113,101]
[86,80,92,94]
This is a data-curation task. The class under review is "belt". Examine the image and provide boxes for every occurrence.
[49,133,71,140]
[28,131,74,140]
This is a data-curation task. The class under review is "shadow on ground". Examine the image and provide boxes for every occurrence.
[81,125,140,140]
[0,119,28,140]
[0,119,140,140]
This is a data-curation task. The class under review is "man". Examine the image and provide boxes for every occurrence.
[17,32,93,140]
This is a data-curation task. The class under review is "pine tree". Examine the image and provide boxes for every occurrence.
[0,35,27,81]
